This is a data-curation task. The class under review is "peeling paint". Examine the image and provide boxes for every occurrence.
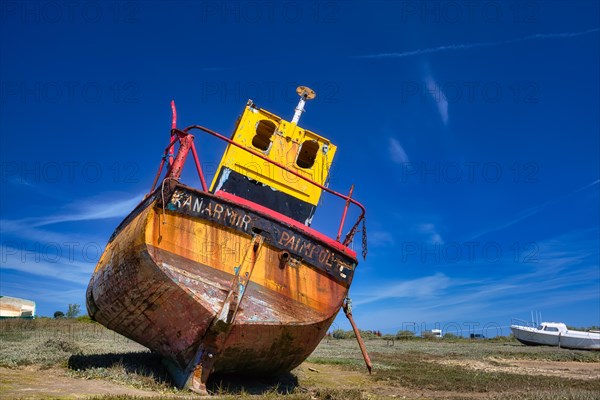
[88,184,356,392]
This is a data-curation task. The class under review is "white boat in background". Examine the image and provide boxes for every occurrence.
[510,321,600,350]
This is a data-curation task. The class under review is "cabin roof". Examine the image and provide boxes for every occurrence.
[0,296,36,307]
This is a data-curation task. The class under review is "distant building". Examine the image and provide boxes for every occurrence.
[422,329,443,338]
[0,296,36,319]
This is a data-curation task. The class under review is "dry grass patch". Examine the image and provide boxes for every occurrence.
[2,320,599,399]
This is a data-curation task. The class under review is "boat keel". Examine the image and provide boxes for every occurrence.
[189,361,212,395]
[180,233,265,394]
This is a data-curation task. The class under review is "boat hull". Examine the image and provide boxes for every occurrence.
[87,184,357,378]
[511,325,600,350]
[559,333,600,350]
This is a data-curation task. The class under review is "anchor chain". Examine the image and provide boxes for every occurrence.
[361,216,368,260]
[342,215,368,261]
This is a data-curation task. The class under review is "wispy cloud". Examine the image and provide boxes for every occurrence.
[0,192,141,313]
[354,272,453,306]
[1,192,144,233]
[424,75,448,125]
[369,231,395,247]
[389,138,409,163]
[0,226,102,246]
[0,244,94,285]
[349,229,599,330]
[416,222,444,244]
[467,179,599,241]
[356,28,600,59]
[0,191,146,301]
[0,277,88,315]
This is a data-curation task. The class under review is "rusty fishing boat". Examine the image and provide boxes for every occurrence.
[86,86,370,393]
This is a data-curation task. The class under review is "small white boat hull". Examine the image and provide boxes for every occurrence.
[560,332,600,350]
[511,323,600,350]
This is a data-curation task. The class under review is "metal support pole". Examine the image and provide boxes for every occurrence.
[169,100,176,166]
[337,185,354,241]
[342,297,372,374]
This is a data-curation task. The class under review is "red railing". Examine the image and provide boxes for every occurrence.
[148,106,367,255]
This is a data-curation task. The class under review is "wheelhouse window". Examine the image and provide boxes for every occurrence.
[252,120,276,151]
[296,140,319,169]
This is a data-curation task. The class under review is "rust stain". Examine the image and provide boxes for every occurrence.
[85,92,372,394]
[87,185,356,392]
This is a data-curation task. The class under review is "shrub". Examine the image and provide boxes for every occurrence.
[76,315,94,323]
[421,331,437,340]
[66,304,81,319]
[331,329,346,339]
[331,329,356,339]
[358,330,376,339]
[396,330,416,340]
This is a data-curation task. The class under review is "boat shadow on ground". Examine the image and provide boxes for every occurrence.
[207,372,299,395]
[67,352,298,395]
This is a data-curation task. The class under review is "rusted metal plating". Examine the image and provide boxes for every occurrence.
[89,99,371,395]
[162,186,356,286]
[186,234,265,394]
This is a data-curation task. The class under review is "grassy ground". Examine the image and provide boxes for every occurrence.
[1,319,599,399]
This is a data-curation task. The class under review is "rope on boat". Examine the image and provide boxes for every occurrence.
[161,176,179,224]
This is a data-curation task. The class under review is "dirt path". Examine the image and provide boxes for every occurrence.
[0,367,169,399]
[1,359,598,399]
[440,358,600,380]
[296,362,488,399]
[2,363,476,400]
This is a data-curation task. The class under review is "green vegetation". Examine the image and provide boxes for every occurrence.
[76,314,95,323]
[331,328,352,339]
[330,328,381,339]
[567,325,600,332]
[66,303,82,319]
[443,332,459,339]
[1,319,599,399]
[52,303,84,319]
[396,330,417,340]
[372,353,598,392]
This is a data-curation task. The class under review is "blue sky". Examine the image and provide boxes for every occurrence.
[1,1,598,336]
